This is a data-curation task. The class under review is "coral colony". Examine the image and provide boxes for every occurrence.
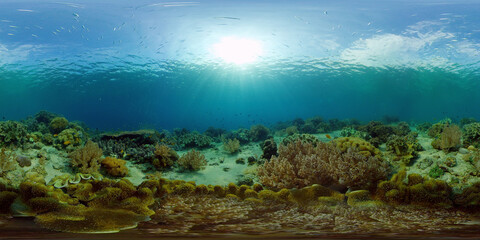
[1,111,480,234]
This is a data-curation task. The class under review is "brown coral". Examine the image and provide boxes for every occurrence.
[257,140,389,191]
[152,144,178,170]
[101,157,129,177]
[178,149,207,171]
[69,140,103,174]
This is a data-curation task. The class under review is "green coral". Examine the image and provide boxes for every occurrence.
[428,165,445,179]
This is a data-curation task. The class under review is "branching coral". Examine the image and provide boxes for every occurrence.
[178,149,207,171]
[257,140,389,191]
[69,140,103,174]
[223,138,240,154]
[101,157,129,177]
[152,144,178,170]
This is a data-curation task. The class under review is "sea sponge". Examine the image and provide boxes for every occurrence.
[177,149,207,171]
[152,144,179,170]
[101,157,129,177]
[69,140,103,174]
[49,117,69,134]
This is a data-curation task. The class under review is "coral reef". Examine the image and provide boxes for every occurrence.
[248,124,270,142]
[204,126,226,142]
[223,138,240,154]
[463,122,480,148]
[222,128,250,144]
[178,149,207,171]
[340,127,368,139]
[260,138,277,160]
[69,140,103,174]
[375,170,452,208]
[101,157,129,177]
[55,128,85,150]
[416,122,432,132]
[431,124,462,152]
[96,129,167,164]
[257,140,389,191]
[331,137,381,158]
[0,121,28,147]
[285,126,299,136]
[359,121,395,146]
[281,133,320,146]
[0,148,17,178]
[16,178,155,233]
[49,117,69,134]
[152,144,178,170]
[173,129,212,150]
[386,132,423,164]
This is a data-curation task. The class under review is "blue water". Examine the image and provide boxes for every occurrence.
[1,0,480,131]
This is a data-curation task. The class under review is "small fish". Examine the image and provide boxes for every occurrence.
[325,134,332,139]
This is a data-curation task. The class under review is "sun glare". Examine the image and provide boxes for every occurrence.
[212,36,263,65]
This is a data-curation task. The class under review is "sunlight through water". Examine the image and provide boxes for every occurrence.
[212,36,263,65]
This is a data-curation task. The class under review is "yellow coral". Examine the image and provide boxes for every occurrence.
[331,137,381,157]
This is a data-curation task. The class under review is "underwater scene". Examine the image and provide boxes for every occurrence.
[2,0,480,239]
